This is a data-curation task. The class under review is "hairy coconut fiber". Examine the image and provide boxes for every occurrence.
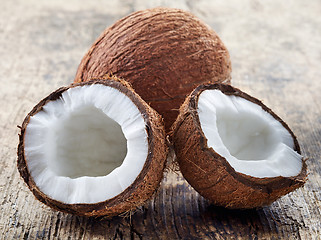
[74,7,231,131]
[17,77,168,217]
[171,83,307,209]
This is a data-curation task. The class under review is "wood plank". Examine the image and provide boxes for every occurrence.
[0,0,320,239]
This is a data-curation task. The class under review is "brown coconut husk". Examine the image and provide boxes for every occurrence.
[17,77,168,217]
[171,83,307,209]
[74,7,231,131]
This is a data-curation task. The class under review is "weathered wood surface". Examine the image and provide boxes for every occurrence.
[0,0,320,239]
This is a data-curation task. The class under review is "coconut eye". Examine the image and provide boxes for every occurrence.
[172,84,307,209]
[18,78,168,217]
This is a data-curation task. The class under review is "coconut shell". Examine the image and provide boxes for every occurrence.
[171,83,307,209]
[74,7,231,131]
[17,76,168,217]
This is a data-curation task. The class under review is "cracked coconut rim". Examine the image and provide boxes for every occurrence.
[24,84,148,204]
[198,89,302,178]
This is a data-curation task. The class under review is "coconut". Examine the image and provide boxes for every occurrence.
[17,77,168,217]
[74,7,231,131]
[171,83,307,209]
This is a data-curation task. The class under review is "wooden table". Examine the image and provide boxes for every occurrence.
[1,0,320,239]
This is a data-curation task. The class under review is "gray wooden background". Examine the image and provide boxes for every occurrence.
[0,0,320,239]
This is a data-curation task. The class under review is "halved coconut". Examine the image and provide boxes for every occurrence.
[171,84,307,209]
[17,77,168,216]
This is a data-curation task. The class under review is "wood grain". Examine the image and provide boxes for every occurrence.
[0,0,320,239]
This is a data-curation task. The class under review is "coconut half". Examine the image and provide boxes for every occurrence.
[172,84,307,209]
[74,7,231,131]
[17,77,168,216]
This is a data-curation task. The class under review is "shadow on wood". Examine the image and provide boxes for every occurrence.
[53,172,301,239]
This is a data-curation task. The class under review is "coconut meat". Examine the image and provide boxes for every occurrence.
[198,90,302,178]
[24,84,148,204]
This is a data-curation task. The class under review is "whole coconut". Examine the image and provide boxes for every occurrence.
[75,7,231,131]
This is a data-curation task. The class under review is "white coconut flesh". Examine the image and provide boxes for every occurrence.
[198,90,302,178]
[24,84,148,204]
